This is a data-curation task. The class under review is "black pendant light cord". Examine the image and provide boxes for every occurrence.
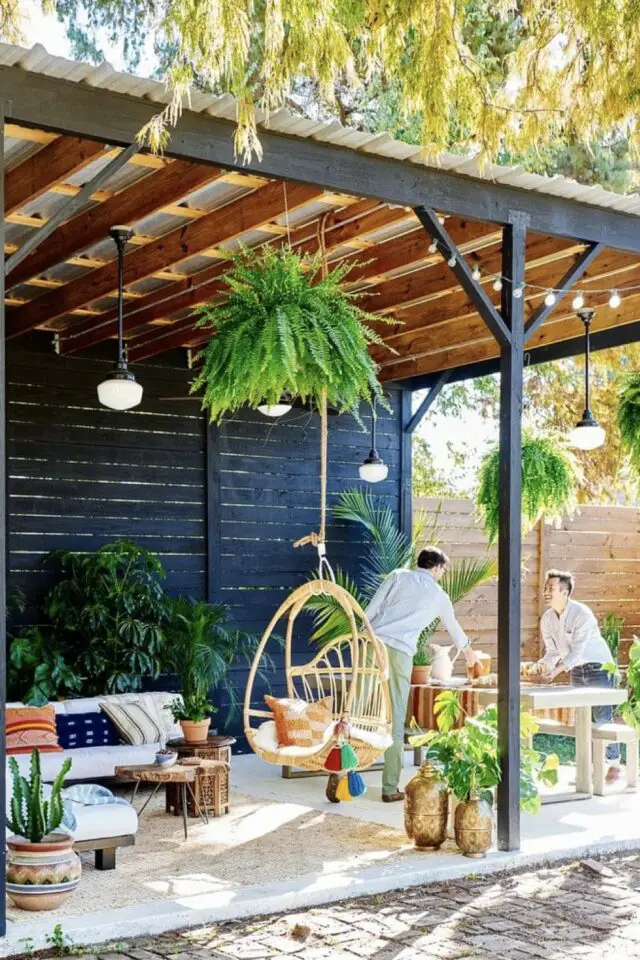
[579,307,595,416]
[116,233,125,366]
[371,403,378,456]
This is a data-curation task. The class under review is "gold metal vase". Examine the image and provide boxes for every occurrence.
[404,762,449,850]
[454,795,493,858]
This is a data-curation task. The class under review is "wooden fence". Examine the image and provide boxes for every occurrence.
[415,497,640,663]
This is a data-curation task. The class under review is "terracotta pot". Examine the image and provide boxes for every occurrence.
[180,718,211,743]
[7,833,81,911]
[411,664,432,685]
[404,763,449,850]
[454,796,493,858]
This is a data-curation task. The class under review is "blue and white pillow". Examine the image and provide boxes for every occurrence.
[56,712,120,750]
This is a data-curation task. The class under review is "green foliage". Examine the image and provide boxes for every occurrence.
[601,613,625,662]
[476,432,579,543]
[163,597,272,726]
[44,923,75,956]
[8,627,83,706]
[412,639,434,668]
[7,749,72,843]
[409,692,558,812]
[619,637,640,733]
[617,374,640,475]
[191,245,392,423]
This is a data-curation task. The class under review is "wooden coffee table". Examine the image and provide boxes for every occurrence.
[115,763,208,840]
[167,736,235,817]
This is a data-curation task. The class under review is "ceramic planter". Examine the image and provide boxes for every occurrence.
[411,664,432,685]
[454,795,493,858]
[180,718,211,743]
[404,763,449,850]
[7,834,81,911]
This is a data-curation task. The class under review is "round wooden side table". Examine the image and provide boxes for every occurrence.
[166,735,235,818]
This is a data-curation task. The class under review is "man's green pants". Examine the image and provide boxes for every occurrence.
[382,645,413,796]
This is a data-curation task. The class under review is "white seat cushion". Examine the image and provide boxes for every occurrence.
[69,798,138,843]
[7,743,162,782]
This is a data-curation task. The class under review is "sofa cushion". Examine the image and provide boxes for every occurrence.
[56,712,120,750]
[100,701,163,746]
[6,705,62,755]
[6,743,162,783]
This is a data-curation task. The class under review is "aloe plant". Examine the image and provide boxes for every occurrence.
[7,749,72,843]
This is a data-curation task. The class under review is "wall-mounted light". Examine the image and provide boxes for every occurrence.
[97,226,143,411]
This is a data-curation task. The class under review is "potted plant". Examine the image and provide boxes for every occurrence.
[6,750,80,911]
[412,636,434,685]
[163,597,273,742]
[409,692,558,857]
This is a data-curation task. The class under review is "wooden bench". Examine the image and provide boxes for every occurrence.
[536,717,638,795]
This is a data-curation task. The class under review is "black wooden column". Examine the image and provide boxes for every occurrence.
[497,213,527,851]
[206,420,222,604]
[0,104,7,938]
[400,390,413,539]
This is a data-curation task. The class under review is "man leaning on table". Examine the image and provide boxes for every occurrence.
[539,568,620,784]
[366,546,480,803]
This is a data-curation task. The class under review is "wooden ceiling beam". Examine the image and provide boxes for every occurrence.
[7,160,229,288]
[378,284,640,382]
[5,135,106,216]
[57,197,398,354]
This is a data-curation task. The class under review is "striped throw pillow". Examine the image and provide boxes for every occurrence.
[6,705,63,755]
[100,701,163,746]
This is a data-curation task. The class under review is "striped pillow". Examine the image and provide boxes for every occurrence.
[6,705,63,755]
[99,701,162,746]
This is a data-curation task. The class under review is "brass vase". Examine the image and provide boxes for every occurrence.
[404,762,449,850]
[454,795,493,858]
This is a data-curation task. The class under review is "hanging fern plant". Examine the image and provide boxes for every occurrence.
[476,433,579,543]
[617,373,640,473]
[191,245,394,422]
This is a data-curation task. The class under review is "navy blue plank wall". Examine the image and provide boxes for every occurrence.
[212,397,403,739]
[7,337,207,605]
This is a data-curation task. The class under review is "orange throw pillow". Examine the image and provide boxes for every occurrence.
[265,695,333,748]
[6,705,62,755]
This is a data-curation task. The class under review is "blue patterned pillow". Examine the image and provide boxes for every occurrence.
[56,712,120,750]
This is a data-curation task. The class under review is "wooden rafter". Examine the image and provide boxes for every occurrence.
[7,160,230,287]
[6,180,324,339]
[5,135,106,216]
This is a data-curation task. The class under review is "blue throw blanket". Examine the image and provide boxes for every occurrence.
[60,783,130,834]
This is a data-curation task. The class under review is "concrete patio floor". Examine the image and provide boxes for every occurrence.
[3,753,639,957]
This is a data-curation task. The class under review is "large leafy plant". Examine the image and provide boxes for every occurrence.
[620,636,640,733]
[410,691,559,812]
[306,488,496,646]
[476,432,579,543]
[192,245,393,422]
[163,598,275,727]
[7,750,72,843]
[617,373,640,474]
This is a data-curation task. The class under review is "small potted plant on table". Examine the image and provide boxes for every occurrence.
[6,750,79,911]
[412,635,434,686]
[168,692,217,744]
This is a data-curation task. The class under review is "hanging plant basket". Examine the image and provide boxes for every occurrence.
[190,244,394,422]
[617,373,640,473]
[475,432,580,543]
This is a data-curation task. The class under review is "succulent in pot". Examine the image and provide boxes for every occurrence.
[6,749,80,911]
[412,635,433,685]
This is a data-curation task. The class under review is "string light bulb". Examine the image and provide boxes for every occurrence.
[544,290,557,307]
[472,266,481,281]
[428,242,437,253]
[572,293,585,310]
[513,284,523,299]
[437,215,445,224]
[447,255,456,267]
[609,290,621,308]
[492,277,502,292]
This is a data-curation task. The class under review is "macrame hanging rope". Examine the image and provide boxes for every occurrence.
[293,213,335,583]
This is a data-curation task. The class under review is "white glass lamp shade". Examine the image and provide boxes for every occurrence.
[568,421,606,450]
[98,367,143,411]
[359,452,389,483]
[257,401,292,417]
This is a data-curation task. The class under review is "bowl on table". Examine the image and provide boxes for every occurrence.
[155,750,178,767]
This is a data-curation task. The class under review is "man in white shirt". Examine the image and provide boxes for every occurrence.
[366,547,479,802]
[539,568,620,782]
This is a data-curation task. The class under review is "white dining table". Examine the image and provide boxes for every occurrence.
[410,681,628,801]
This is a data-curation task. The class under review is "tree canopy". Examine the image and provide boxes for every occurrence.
[7,0,640,173]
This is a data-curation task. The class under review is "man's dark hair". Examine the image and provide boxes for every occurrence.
[418,547,449,571]
[545,569,575,596]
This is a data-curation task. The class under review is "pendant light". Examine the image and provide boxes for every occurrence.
[568,307,605,451]
[359,403,389,483]
[257,392,293,417]
[97,226,143,411]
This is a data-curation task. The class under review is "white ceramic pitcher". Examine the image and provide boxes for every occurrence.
[430,644,461,683]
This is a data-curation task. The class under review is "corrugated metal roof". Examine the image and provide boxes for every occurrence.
[3,40,640,223]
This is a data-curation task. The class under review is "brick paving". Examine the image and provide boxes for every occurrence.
[33,852,640,960]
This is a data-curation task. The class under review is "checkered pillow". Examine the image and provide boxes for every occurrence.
[265,696,333,748]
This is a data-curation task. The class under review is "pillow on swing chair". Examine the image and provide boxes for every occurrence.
[264,695,333,748]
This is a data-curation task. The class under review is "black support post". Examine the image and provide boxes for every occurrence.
[0,104,7,938]
[497,214,527,851]
[400,391,413,539]
[206,421,222,604]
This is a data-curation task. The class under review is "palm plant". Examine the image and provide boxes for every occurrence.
[306,488,496,646]
[163,598,275,726]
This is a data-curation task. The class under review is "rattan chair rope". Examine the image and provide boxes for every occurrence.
[242,216,392,774]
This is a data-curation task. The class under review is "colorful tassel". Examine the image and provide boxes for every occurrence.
[340,743,358,770]
[336,776,353,802]
[324,746,343,772]
[347,771,366,798]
